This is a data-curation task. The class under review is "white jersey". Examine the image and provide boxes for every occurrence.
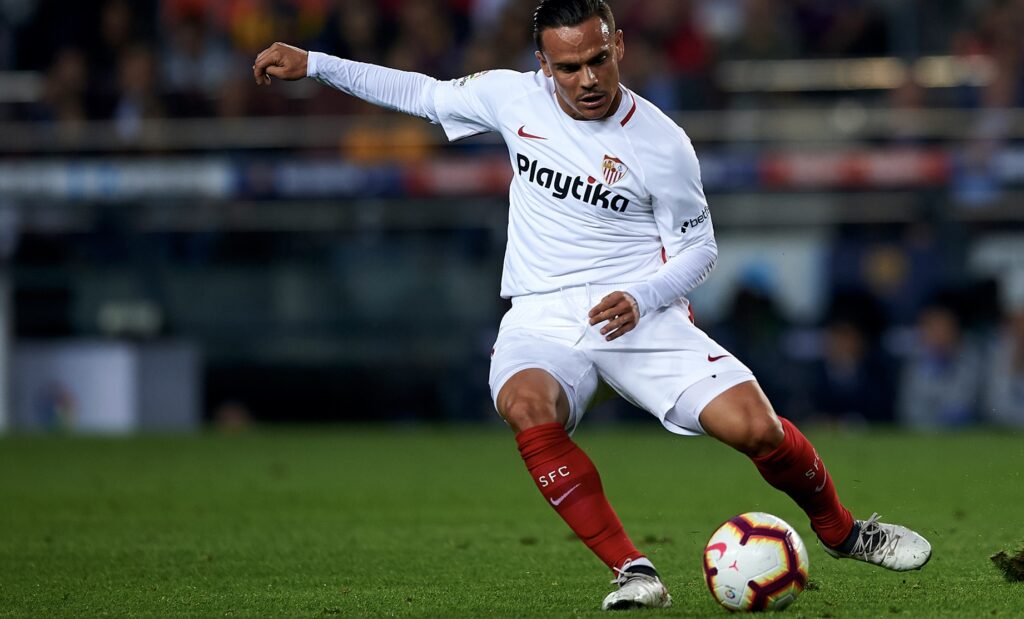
[304,53,742,429]
[306,53,716,314]
[432,69,714,300]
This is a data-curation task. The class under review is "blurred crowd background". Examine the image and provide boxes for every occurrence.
[1,0,1023,433]
[6,0,1024,119]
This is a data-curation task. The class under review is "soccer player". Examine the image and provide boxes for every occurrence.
[253,0,931,610]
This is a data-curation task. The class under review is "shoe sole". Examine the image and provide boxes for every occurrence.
[603,595,672,611]
[820,542,933,571]
[605,600,644,611]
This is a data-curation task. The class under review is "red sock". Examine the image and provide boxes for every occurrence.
[516,422,643,572]
[751,417,854,547]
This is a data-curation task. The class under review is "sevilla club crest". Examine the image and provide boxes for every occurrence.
[602,155,628,186]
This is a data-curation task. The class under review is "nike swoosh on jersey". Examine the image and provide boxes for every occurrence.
[517,125,547,140]
[707,354,730,362]
[549,482,582,506]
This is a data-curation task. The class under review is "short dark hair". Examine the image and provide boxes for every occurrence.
[533,0,615,51]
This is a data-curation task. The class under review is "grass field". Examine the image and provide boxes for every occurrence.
[1,425,1023,617]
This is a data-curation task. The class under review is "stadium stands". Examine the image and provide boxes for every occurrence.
[1,0,1022,429]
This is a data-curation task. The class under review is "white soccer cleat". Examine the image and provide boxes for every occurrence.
[821,513,932,571]
[601,563,672,611]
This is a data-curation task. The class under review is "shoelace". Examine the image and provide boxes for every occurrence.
[610,559,643,586]
[849,513,901,559]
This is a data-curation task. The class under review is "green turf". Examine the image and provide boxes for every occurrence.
[1,425,1022,617]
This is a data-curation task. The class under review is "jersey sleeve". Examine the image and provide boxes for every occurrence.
[624,129,718,316]
[651,129,714,258]
[306,51,441,122]
[432,70,527,141]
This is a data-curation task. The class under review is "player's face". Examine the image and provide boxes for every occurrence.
[536,16,624,121]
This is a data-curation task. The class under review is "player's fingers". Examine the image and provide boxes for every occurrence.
[600,311,634,333]
[603,318,636,341]
[253,54,273,84]
[253,49,284,84]
[623,292,640,319]
[264,64,289,79]
[589,295,629,323]
[604,328,629,341]
[607,301,633,321]
[591,303,626,326]
[588,292,622,314]
[589,305,613,325]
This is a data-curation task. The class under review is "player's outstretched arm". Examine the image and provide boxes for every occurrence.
[252,43,442,123]
[253,42,308,85]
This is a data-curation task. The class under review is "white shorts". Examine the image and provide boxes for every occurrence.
[488,283,754,436]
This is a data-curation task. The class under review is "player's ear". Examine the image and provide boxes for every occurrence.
[536,50,552,77]
[614,30,624,61]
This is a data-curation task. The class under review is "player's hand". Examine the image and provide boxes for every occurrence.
[253,42,308,85]
[588,291,641,341]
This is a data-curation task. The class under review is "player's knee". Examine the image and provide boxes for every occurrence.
[737,406,784,457]
[501,397,560,433]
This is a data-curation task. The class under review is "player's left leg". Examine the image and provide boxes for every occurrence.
[697,380,931,571]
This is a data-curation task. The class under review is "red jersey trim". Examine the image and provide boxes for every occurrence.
[620,93,637,127]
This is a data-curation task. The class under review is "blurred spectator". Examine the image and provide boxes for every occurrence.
[828,222,950,326]
[897,295,983,430]
[342,117,434,163]
[809,290,895,424]
[225,0,280,56]
[27,47,90,140]
[317,0,391,65]
[723,0,799,60]
[461,0,535,74]
[0,0,38,70]
[90,0,142,116]
[460,34,502,75]
[951,0,1024,206]
[983,307,1024,428]
[883,78,930,145]
[113,44,165,141]
[792,0,888,58]
[619,36,679,110]
[470,0,512,29]
[162,13,232,117]
[711,266,794,412]
[385,0,464,77]
[620,0,716,109]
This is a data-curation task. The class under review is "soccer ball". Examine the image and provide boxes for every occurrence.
[702,512,809,612]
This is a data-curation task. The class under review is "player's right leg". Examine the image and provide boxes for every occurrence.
[495,367,670,610]
[696,380,931,572]
[490,291,670,609]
